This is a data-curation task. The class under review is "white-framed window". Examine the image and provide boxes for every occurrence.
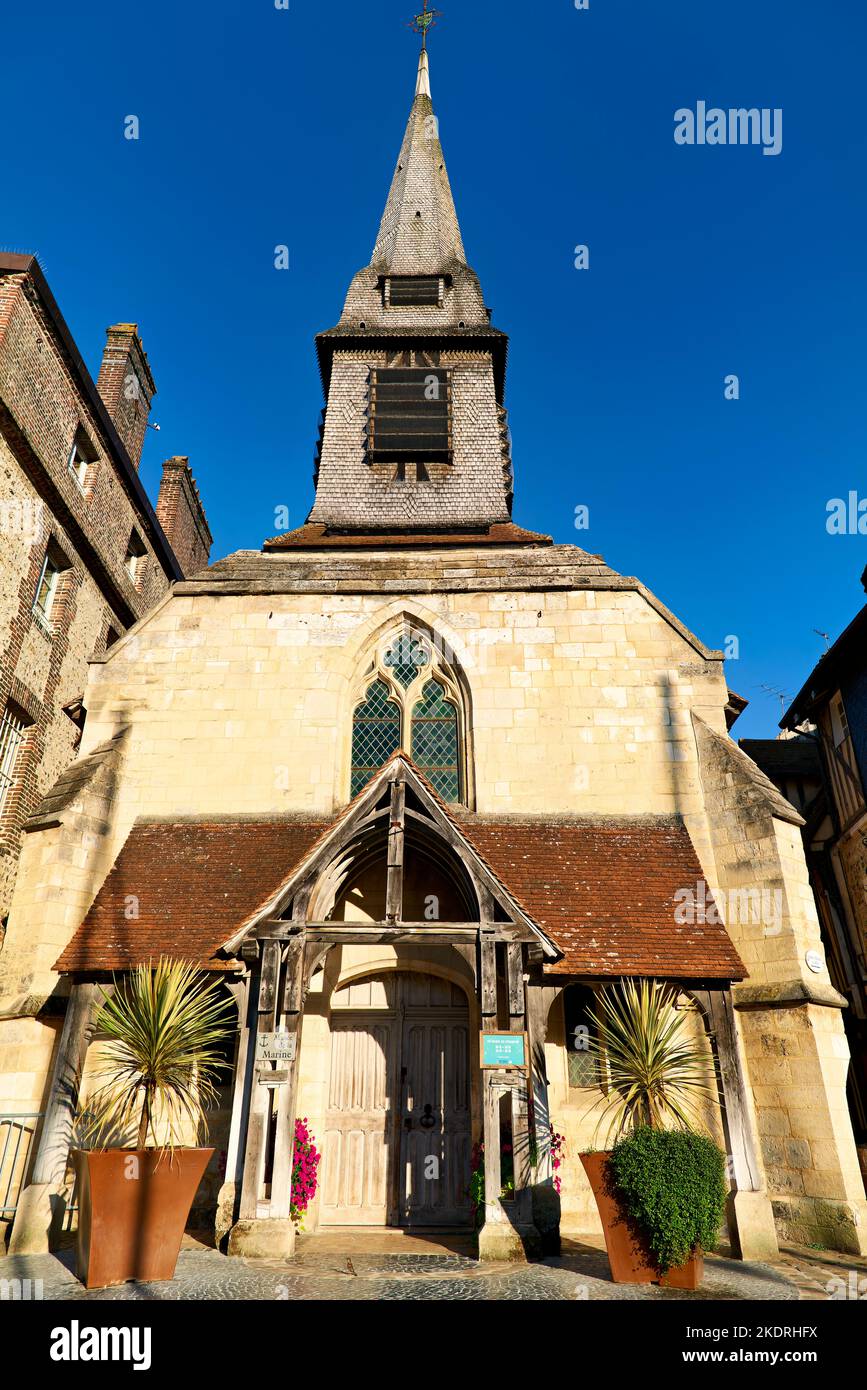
[830,693,850,749]
[67,427,96,492]
[33,551,63,628]
[0,704,28,818]
[124,530,146,585]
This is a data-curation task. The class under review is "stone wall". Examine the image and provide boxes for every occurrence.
[1,556,863,1251]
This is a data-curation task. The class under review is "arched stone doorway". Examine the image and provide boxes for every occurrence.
[320,968,473,1228]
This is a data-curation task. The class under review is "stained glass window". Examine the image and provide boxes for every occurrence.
[411,678,460,802]
[383,633,429,688]
[350,679,401,797]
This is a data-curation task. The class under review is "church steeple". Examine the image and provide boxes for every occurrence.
[303,41,518,537]
[367,47,468,283]
[337,44,489,331]
[415,45,431,98]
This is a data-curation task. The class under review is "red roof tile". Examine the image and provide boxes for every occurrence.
[54,811,743,981]
[54,819,327,974]
[461,820,744,979]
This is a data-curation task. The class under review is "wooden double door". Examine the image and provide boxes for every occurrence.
[320,971,472,1227]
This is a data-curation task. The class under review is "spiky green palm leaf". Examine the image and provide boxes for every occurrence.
[80,957,234,1150]
[582,978,718,1144]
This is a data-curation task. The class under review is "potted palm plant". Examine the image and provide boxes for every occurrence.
[72,957,234,1289]
[578,977,727,1289]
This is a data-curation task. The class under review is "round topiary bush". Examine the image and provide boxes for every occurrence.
[608,1126,727,1273]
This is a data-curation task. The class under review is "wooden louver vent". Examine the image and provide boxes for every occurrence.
[369,368,451,462]
[386,276,442,307]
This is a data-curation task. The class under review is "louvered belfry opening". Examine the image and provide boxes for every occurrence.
[368,366,452,463]
[385,275,443,306]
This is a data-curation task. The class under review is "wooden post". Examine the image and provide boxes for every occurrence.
[506,944,532,1216]
[238,939,280,1220]
[9,980,104,1255]
[479,923,503,1230]
[221,978,252,1195]
[524,983,563,1252]
[692,988,761,1191]
[385,778,405,924]
[32,982,103,1186]
[692,987,779,1261]
[214,977,251,1248]
[269,934,306,1220]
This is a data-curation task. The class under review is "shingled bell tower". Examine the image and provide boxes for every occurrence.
[304,47,514,537]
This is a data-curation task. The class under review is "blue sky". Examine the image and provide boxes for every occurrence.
[2,0,865,738]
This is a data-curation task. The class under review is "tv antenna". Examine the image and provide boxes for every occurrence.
[760,683,790,719]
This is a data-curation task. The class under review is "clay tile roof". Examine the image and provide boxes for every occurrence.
[54,806,743,980]
[458,818,744,980]
[53,818,329,974]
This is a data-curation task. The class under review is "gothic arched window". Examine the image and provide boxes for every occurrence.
[350,679,401,798]
[349,632,465,803]
[411,679,460,802]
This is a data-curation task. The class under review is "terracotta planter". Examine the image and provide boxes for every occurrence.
[580,1151,703,1289]
[72,1147,213,1289]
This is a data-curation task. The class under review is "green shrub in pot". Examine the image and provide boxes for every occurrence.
[577,977,728,1284]
[608,1125,727,1273]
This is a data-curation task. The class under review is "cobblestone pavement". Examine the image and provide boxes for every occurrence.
[0,1241,801,1301]
[770,1241,867,1301]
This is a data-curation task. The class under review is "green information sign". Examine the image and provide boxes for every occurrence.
[480,1032,527,1069]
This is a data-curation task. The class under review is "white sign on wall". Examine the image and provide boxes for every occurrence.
[256,1032,296,1063]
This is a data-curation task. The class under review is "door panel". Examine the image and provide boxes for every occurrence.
[399,1014,471,1225]
[321,972,472,1228]
[320,1019,394,1224]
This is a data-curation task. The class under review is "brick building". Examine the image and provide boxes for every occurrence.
[2,49,866,1264]
[0,253,211,932]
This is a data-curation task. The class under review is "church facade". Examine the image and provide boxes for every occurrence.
[2,49,866,1262]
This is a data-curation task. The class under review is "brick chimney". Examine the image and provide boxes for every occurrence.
[96,323,156,469]
[156,457,212,576]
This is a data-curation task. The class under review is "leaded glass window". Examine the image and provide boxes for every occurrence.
[349,630,467,804]
[350,679,401,797]
[383,634,429,688]
[411,679,460,802]
[564,985,602,1089]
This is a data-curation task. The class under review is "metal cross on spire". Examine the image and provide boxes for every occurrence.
[408,1,443,51]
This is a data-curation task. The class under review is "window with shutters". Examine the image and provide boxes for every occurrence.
[368,367,451,463]
[349,630,465,803]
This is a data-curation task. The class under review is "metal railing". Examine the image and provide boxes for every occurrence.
[0,1112,42,1218]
